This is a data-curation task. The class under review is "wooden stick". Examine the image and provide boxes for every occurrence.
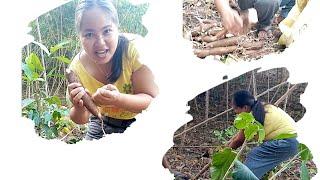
[274,84,298,106]
[174,108,233,138]
[192,162,211,180]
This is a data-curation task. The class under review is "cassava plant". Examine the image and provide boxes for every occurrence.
[22,41,84,142]
[210,112,265,180]
[210,112,315,180]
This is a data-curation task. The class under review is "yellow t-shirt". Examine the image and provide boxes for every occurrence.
[263,104,297,140]
[69,41,142,120]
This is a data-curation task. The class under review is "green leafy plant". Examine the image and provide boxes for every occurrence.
[211,112,265,180]
[213,126,237,143]
[22,95,67,139]
[211,112,315,180]
[211,148,237,179]
[21,41,80,141]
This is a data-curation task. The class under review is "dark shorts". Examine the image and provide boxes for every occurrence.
[85,116,135,140]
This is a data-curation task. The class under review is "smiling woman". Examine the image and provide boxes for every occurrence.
[67,0,158,140]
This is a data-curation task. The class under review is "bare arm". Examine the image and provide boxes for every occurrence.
[214,0,243,34]
[228,130,245,149]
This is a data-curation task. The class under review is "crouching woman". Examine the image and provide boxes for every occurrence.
[228,90,298,179]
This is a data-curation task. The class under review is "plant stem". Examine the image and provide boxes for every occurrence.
[36,17,49,96]
[222,140,248,180]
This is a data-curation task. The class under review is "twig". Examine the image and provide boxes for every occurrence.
[274,84,298,106]
[252,70,257,97]
[267,72,270,103]
[174,108,233,138]
[222,140,248,180]
[101,118,107,136]
[205,90,210,120]
[60,127,76,141]
[284,84,291,111]
[192,161,211,180]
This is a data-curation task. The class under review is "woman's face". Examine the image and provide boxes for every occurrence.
[79,7,119,64]
[232,101,250,114]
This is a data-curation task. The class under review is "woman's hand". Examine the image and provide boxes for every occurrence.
[92,84,121,107]
[68,82,91,124]
[221,7,243,35]
[68,82,87,109]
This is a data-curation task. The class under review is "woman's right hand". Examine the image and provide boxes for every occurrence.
[221,7,243,35]
[67,82,87,108]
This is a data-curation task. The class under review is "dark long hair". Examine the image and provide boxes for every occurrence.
[233,90,266,125]
[75,0,129,83]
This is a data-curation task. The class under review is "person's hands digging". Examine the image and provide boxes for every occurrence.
[221,7,244,35]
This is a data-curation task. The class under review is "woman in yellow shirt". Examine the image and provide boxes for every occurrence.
[228,90,298,179]
[67,0,158,140]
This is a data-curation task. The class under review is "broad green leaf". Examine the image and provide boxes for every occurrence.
[53,56,71,64]
[238,112,255,123]
[299,143,313,161]
[300,162,310,180]
[43,111,52,124]
[52,110,61,121]
[32,41,50,56]
[43,125,58,139]
[211,148,237,180]
[234,116,247,129]
[22,98,35,109]
[25,53,44,72]
[244,123,258,140]
[45,96,62,106]
[22,63,33,81]
[234,112,255,129]
[50,41,70,54]
[30,72,40,80]
[28,110,41,126]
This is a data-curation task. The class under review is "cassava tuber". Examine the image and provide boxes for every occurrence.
[66,68,103,120]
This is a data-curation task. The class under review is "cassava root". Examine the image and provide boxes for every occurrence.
[66,68,106,135]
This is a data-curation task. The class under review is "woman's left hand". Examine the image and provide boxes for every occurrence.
[92,84,121,107]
